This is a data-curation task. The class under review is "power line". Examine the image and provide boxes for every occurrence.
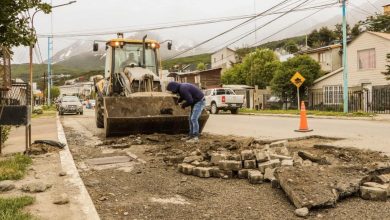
[36,1,336,39]
[208,1,330,64]
[165,0,298,61]
[365,0,380,12]
[349,3,373,16]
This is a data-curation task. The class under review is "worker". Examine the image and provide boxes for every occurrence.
[166,81,205,143]
[120,53,137,69]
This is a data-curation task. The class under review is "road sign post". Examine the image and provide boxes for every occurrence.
[290,72,305,110]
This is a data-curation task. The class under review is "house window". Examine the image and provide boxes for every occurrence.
[358,48,376,70]
[319,52,326,63]
[324,85,343,104]
[221,54,224,60]
[214,58,216,63]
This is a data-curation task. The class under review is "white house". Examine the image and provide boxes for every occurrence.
[211,47,237,70]
[311,32,390,110]
[297,44,342,73]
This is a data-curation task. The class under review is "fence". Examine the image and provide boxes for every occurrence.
[308,87,390,113]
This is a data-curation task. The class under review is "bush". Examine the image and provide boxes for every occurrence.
[1,126,11,144]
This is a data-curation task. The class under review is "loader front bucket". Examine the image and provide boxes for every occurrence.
[103,93,209,137]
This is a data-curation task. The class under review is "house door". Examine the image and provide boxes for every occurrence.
[362,83,372,112]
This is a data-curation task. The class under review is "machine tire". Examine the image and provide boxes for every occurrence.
[210,102,219,114]
[95,97,104,128]
[231,108,238,114]
[80,111,83,115]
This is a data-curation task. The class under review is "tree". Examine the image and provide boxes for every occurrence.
[284,40,299,54]
[362,14,390,33]
[45,86,60,101]
[334,23,351,41]
[383,53,390,80]
[222,49,280,88]
[196,62,206,71]
[307,29,320,47]
[318,27,336,46]
[351,23,362,38]
[271,55,322,103]
[0,0,51,48]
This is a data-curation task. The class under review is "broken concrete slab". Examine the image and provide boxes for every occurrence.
[248,170,263,184]
[183,155,203,163]
[270,140,288,148]
[210,152,229,165]
[360,186,387,201]
[264,168,276,181]
[298,151,331,165]
[238,169,249,179]
[258,159,280,173]
[86,156,132,166]
[281,159,294,166]
[254,150,268,163]
[362,182,390,196]
[275,166,365,209]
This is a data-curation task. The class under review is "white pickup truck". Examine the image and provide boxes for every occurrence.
[204,88,244,114]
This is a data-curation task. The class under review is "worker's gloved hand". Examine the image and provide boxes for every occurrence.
[180,103,186,109]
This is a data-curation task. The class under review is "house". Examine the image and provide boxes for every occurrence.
[211,47,237,70]
[168,68,222,89]
[384,4,390,15]
[297,44,342,73]
[310,32,390,111]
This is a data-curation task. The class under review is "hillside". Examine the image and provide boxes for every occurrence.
[162,53,211,70]
[11,64,84,82]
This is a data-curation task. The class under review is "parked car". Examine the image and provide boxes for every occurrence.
[204,88,244,114]
[58,96,83,115]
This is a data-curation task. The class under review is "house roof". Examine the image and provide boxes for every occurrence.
[368,32,390,40]
[313,67,343,84]
[296,43,341,55]
[212,47,236,55]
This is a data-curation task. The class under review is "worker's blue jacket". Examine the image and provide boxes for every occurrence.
[166,82,204,108]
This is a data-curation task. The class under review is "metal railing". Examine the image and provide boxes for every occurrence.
[0,82,30,106]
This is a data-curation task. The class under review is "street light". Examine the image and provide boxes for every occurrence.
[29,0,77,107]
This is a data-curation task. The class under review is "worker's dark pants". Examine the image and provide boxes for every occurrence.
[189,99,206,137]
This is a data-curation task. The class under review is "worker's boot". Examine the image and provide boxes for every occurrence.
[186,137,199,143]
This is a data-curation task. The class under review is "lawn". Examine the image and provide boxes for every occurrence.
[0,154,32,181]
[32,105,57,118]
[0,196,35,220]
[240,109,375,117]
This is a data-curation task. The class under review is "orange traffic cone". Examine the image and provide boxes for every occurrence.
[295,101,313,132]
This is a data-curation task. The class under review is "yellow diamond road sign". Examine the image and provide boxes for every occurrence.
[290,72,305,88]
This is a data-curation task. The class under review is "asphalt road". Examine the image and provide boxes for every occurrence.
[203,114,390,153]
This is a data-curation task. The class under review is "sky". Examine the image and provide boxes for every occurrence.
[11,0,386,64]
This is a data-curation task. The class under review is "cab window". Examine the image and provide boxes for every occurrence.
[216,89,225,95]
[205,90,212,96]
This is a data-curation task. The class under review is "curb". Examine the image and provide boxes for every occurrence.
[239,112,376,121]
[57,116,100,220]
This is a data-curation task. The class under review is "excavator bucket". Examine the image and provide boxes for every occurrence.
[103,93,209,137]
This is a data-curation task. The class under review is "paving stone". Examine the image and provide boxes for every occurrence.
[193,167,212,178]
[270,140,288,148]
[362,182,390,196]
[191,161,201,166]
[248,170,263,184]
[360,186,387,201]
[210,152,229,165]
[281,159,294,166]
[228,154,242,161]
[254,150,268,163]
[243,160,257,169]
[198,161,211,167]
[183,155,203,163]
[177,163,195,175]
[219,160,242,171]
[270,154,292,160]
[264,168,276,181]
[241,150,255,160]
[0,180,15,192]
[295,207,309,218]
[258,159,280,173]
[274,146,290,156]
[238,169,250,179]
[53,193,69,205]
[209,166,221,178]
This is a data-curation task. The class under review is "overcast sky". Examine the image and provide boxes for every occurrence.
[12,0,385,63]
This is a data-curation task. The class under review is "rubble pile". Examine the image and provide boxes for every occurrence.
[177,140,296,184]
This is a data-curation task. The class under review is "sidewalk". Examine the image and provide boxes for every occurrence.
[1,116,99,220]
[4,117,58,155]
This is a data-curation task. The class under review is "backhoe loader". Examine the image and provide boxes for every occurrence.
[93,34,209,137]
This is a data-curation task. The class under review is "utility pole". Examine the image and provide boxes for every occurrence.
[47,36,53,105]
[43,72,46,105]
[342,0,348,113]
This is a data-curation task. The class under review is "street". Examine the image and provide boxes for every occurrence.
[204,114,390,153]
